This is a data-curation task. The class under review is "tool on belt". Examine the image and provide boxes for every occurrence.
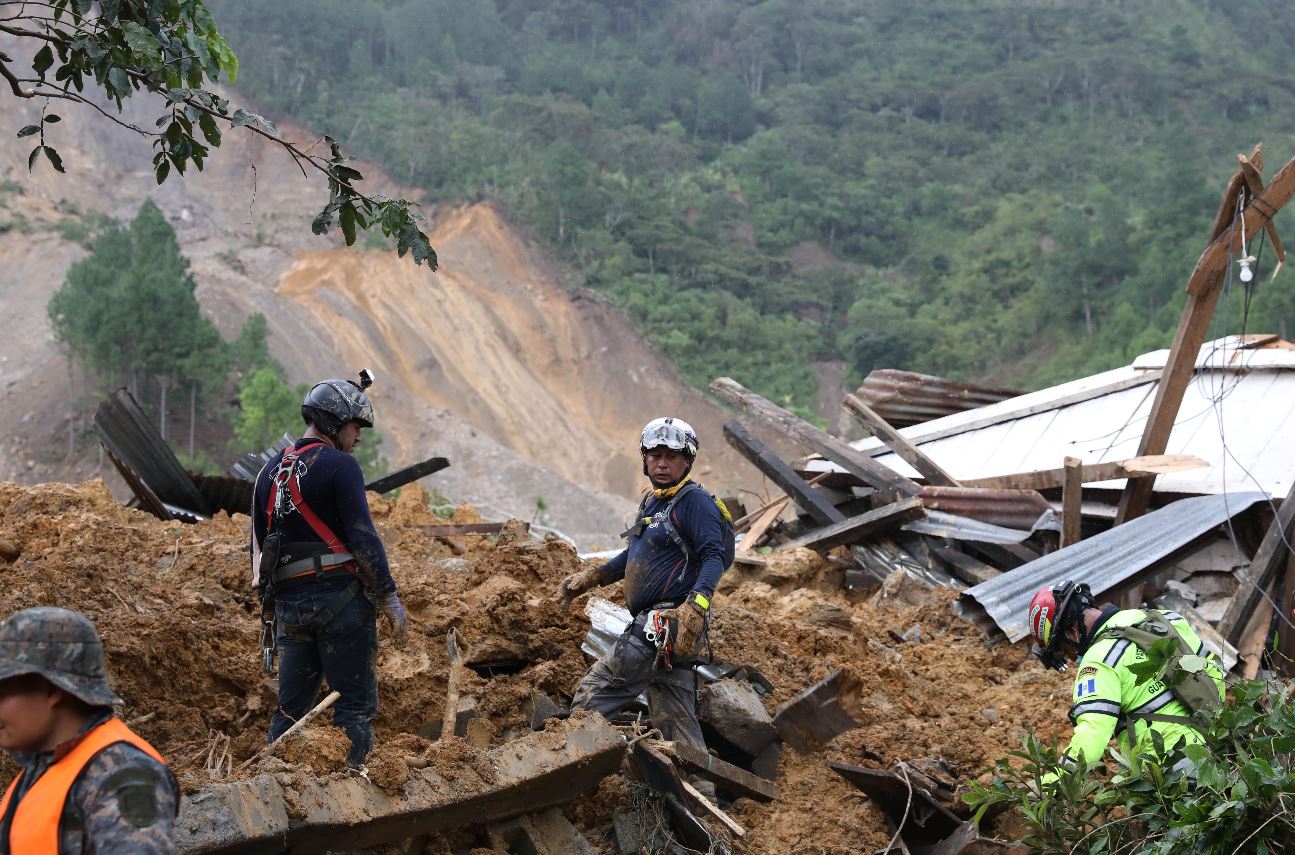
[643,609,677,671]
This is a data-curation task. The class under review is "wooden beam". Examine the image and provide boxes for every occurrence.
[736,498,787,553]
[711,378,920,498]
[723,421,845,526]
[842,394,962,487]
[1277,553,1295,678]
[415,522,525,537]
[1061,457,1082,549]
[1237,153,1287,268]
[961,454,1208,492]
[365,456,450,494]
[927,541,1000,586]
[732,472,830,532]
[656,740,779,802]
[1218,481,1295,645]
[678,779,745,838]
[1118,148,1295,524]
[1237,583,1276,680]
[776,498,924,553]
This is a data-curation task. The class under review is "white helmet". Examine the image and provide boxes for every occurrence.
[640,417,699,459]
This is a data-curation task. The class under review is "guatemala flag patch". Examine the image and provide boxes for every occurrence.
[1076,678,1097,698]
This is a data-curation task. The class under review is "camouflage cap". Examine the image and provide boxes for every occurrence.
[0,607,122,707]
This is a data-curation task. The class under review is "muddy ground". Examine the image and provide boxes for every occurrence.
[0,480,1071,853]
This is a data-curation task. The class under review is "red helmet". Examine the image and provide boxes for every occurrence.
[1027,581,1094,671]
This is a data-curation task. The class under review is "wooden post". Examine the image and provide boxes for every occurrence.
[962,454,1207,492]
[723,421,845,527]
[1117,147,1295,524]
[441,629,462,741]
[1218,482,1295,646]
[1061,457,1082,548]
[1276,554,1295,678]
[711,378,920,498]
[841,394,961,487]
[775,498,924,553]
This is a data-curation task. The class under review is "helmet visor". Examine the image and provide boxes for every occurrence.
[641,422,693,453]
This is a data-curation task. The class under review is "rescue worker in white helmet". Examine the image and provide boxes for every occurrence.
[557,417,734,795]
[1027,580,1225,779]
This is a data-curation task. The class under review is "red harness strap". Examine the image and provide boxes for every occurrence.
[265,441,347,554]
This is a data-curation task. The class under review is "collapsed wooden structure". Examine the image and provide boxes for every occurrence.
[713,144,1295,685]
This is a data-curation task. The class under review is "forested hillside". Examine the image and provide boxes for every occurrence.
[210,0,1295,411]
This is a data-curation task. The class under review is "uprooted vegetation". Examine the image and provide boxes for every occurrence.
[0,479,1071,852]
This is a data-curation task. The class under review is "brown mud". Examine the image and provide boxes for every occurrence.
[0,480,1070,852]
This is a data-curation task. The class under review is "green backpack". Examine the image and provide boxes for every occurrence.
[1103,611,1223,727]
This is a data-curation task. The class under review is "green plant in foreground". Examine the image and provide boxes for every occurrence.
[964,678,1295,853]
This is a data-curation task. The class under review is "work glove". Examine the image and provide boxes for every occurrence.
[557,566,603,607]
[379,590,409,648]
[659,596,708,660]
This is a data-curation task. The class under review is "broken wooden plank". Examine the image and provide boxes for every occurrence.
[828,762,962,841]
[416,522,526,537]
[1119,147,1295,523]
[1237,581,1277,680]
[737,498,788,553]
[657,740,779,802]
[1237,153,1287,269]
[773,667,863,754]
[711,378,920,498]
[776,498,924,553]
[176,716,626,855]
[724,421,845,526]
[961,455,1209,492]
[1279,553,1295,678]
[1061,457,1082,549]
[926,542,1000,586]
[1218,482,1295,645]
[842,394,962,487]
[679,779,745,838]
[365,456,450,494]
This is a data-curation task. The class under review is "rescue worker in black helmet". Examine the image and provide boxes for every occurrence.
[0,606,179,854]
[250,370,408,772]
[1027,580,1225,780]
[558,417,734,796]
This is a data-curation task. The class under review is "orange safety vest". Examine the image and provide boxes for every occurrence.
[0,717,166,854]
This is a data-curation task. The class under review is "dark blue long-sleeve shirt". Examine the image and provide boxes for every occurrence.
[601,485,726,614]
[251,438,396,596]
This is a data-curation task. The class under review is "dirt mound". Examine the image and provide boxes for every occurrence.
[0,480,1070,851]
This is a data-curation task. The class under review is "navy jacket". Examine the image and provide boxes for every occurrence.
[601,486,726,614]
[251,438,395,596]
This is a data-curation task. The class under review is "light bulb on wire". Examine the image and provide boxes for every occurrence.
[1239,255,1256,283]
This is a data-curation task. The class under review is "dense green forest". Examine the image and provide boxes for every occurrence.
[211,0,1295,412]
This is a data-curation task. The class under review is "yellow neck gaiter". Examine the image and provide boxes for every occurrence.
[651,474,692,501]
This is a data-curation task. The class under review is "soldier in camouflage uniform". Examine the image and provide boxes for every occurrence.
[0,607,178,854]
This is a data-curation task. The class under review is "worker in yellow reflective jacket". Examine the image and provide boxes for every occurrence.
[1027,581,1225,775]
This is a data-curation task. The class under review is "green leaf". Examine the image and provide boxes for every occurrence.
[1178,654,1207,674]
[17,126,41,138]
[121,22,160,58]
[155,160,170,184]
[33,45,54,76]
[42,146,66,174]
[198,113,221,147]
[44,115,61,124]
[27,146,40,172]
[339,203,357,246]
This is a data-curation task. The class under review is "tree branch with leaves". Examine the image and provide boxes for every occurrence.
[2,0,436,268]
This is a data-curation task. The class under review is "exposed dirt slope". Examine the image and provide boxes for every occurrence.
[0,71,746,545]
[0,480,1071,853]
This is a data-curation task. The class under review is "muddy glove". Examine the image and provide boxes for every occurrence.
[557,566,603,607]
[379,590,409,648]
[660,594,709,659]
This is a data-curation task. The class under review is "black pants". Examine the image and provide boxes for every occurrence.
[571,609,707,751]
[269,582,378,767]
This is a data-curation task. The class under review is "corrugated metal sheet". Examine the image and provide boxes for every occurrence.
[857,370,1021,427]
[903,511,1042,545]
[228,434,294,481]
[918,486,1053,531]
[805,337,1295,498]
[94,390,210,518]
[958,492,1269,641]
[190,473,254,518]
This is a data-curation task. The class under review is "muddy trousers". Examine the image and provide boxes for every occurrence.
[571,612,707,752]
[269,582,378,767]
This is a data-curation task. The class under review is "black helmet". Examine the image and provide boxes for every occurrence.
[301,376,375,438]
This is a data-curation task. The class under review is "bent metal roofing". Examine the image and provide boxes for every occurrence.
[958,491,1270,642]
[805,336,1295,498]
